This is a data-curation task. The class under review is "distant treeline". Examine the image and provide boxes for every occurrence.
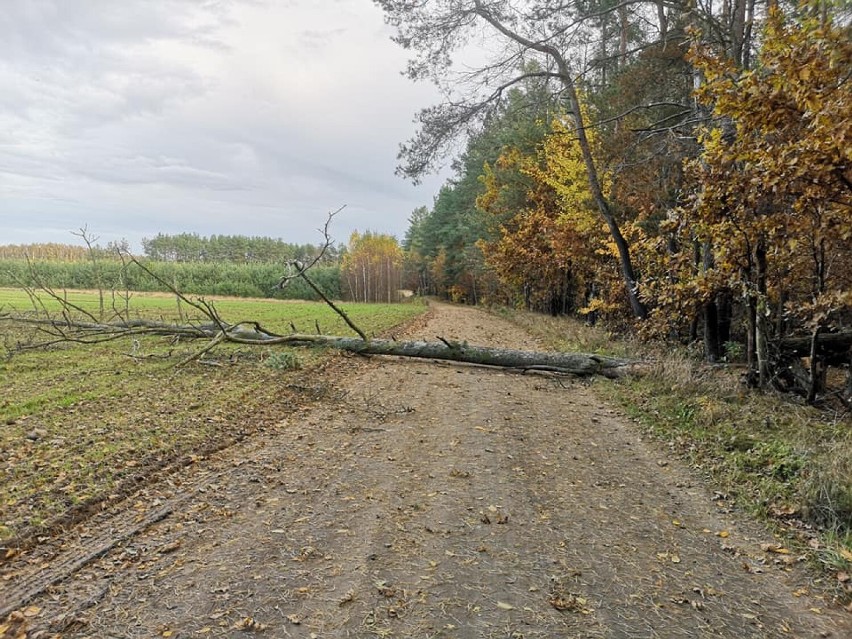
[0,243,91,261]
[140,233,342,264]
[0,259,341,300]
[0,235,343,265]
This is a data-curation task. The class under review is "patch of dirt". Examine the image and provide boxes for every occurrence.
[3,302,850,638]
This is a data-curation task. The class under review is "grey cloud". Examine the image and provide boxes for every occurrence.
[298,28,348,49]
[72,155,250,191]
[0,0,447,248]
[1,1,227,126]
[0,1,231,58]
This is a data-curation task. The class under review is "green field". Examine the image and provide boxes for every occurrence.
[0,288,427,543]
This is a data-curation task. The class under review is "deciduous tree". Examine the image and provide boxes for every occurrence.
[656,4,851,389]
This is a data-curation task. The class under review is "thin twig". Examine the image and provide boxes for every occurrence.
[176,332,226,368]
[276,206,369,342]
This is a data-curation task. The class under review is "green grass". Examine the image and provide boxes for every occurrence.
[0,287,415,337]
[0,288,426,544]
[495,306,852,601]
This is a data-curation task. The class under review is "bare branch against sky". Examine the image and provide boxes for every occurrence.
[0,0,448,249]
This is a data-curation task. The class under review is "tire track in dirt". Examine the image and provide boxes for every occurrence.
[5,302,850,638]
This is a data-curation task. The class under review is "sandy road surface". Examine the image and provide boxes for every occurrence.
[3,302,850,638]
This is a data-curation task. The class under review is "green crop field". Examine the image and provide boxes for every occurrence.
[0,288,427,543]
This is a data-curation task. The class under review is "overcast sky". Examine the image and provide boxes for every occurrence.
[0,0,450,251]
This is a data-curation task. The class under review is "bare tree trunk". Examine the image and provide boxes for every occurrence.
[702,240,721,362]
[717,292,732,347]
[618,4,629,68]
[742,0,757,69]
[704,302,721,362]
[731,0,748,66]
[387,258,392,303]
[2,314,635,378]
[562,78,647,319]
[746,296,757,373]
[755,238,769,387]
[73,227,104,319]
[362,263,368,303]
[657,0,668,42]
[807,327,823,405]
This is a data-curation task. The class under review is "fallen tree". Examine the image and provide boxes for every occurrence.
[0,211,635,379]
[776,331,852,366]
[764,330,852,405]
[0,314,633,378]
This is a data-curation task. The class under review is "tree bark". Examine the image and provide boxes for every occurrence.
[656,0,668,42]
[806,327,823,405]
[746,295,757,372]
[618,4,629,68]
[299,336,631,378]
[2,315,633,378]
[717,292,732,346]
[755,237,769,387]
[702,240,721,362]
[703,301,721,362]
[730,0,748,66]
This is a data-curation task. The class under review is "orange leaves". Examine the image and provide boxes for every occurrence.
[475,107,628,316]
[656,6,852,337]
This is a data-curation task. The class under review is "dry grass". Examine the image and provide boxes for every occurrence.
[801,436,852,533]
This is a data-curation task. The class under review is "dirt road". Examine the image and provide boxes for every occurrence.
[4,302,850,638]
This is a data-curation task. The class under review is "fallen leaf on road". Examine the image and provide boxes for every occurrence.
[760,543,790,554]
[158,540,181,554]
[548,592,592,613]
[233,617,269,631]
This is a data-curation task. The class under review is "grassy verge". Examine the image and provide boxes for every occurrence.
[498,307,852,603]
[0,288,427,545]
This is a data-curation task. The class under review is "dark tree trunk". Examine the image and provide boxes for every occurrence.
[717,292,732,346]
[755,238,770,387]
[702,241,720,362]
[746,297,757,373]
[689,313,700,344]
[561,78,647,320]
[704,301,721,362]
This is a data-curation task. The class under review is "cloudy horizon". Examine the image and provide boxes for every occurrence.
[0,0,450,252]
